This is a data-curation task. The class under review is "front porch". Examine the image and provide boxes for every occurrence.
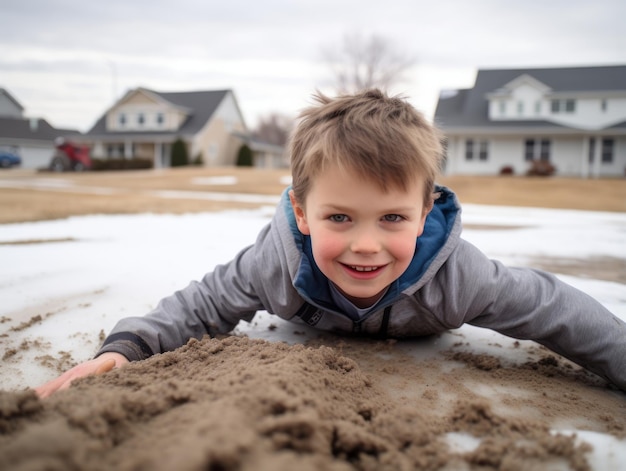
[91,139,174,168]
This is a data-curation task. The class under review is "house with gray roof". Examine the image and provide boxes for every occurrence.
[0,88,79,169]
[81,87,260,168]
[434,65,626,177]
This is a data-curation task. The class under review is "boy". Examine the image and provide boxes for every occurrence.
[37,89,626,397]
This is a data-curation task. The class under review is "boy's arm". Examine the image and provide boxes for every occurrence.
[98,242,268,361]
[426,240,626,391]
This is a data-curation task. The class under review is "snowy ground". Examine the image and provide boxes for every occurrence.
[1,200,625,468]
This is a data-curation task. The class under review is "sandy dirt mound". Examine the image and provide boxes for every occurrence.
[2,336,623,471]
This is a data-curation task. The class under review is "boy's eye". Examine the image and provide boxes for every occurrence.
[383,214,404,223]
[329,214,349,223]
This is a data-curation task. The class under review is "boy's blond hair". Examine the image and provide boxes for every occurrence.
[289,88,444,206]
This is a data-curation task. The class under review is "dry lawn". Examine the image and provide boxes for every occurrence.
[0,167,624,224]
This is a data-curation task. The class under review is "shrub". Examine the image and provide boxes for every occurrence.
[526,160,556,177]
[91,158,153,171]
[192,153,204,166]
[171,138,189,167]
[236,144,253,167]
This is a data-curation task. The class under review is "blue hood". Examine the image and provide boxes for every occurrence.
[283,185,461,312]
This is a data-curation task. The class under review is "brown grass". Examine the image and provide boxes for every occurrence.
[0,167,624,224]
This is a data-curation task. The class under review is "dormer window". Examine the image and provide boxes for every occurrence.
[551,99,576,113]
[156,113,164,126]
[119,113,126,126]
[137,113,145,126]
[550,100,559,112]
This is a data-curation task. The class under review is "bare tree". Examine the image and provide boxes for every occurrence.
[322,32,416,94]
[252,113,294,147]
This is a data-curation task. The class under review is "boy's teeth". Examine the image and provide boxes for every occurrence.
[352,266,378,272]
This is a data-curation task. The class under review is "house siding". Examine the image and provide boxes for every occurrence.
[0,94,23,118]
[192,92,246,166]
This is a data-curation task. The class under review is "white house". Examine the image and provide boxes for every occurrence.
[81,88,284,168]
[434,65,626,177]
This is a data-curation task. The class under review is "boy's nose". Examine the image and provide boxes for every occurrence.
[350,230,381,254]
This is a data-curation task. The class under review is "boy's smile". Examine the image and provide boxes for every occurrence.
[290,164,431,309]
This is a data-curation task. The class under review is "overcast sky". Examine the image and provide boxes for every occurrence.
[1,0,625,132]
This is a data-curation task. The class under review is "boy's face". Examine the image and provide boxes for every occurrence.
[290,164,431,309]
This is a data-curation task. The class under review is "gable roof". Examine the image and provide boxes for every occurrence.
[486,73,553,98]
[86,88,232,137]
[434,64,626,129]
[115,88,194,114]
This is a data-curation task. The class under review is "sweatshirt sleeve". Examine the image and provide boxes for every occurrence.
[426,240,626,391]
[97,233,270,361]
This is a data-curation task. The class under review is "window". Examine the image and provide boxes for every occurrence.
[118,113,126,126]
[524,139,535,161]
[466,139,489,161]
[479,141,489,161]
[601,138,614,163]
[589,138,596,163]
[156,113,164,125]
[465,139,474,160]
[551,99,576,114]
[534,101,541,115]
[137,113,145,126]
[517,101,524,116]
[106,144,125,158]
[551,100,560,113]
[590,137,614,165]
[524,138,551,161]
[499,101,506,115]
[601,100,608,112]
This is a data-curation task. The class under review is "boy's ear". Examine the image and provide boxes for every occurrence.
[289,190,310,235]
[423,197,435,216]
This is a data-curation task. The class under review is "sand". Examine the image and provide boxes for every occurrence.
[1,334,624,471]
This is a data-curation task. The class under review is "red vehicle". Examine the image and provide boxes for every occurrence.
[49,138,92,172]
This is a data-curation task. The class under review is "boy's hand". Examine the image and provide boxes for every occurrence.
[35,352,129,399]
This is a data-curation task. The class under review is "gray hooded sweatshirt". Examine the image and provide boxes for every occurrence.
[98,186,626,391]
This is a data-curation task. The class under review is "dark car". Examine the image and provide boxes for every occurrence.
[0,149,21,168]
